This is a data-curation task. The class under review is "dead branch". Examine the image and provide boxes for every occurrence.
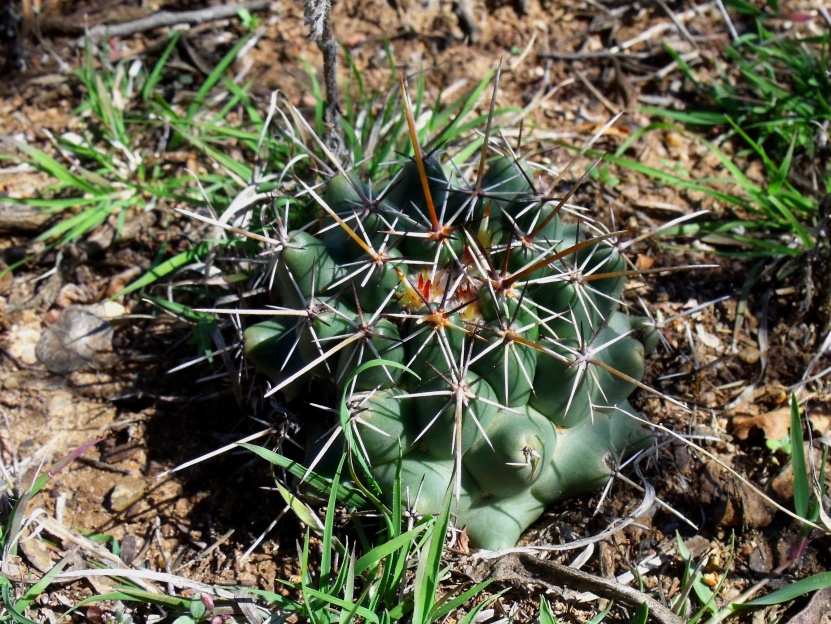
[0,202,52,233]
[538,50,650,61]
[494,554,685,624]
[317,22,345,161]
[306,0,346,163]
[80,1,270,43]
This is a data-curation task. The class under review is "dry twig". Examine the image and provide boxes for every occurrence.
[494,554,684,624]
[81,0,270,43]
[303,0,346,162]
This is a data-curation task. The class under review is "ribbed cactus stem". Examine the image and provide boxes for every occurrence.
[242,82,658,548]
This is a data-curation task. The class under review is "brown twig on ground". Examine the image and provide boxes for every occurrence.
[80,0,270,43]
[77,456,134,475]
[35,515,160,592]
[654,0,699,49]
[574,69,621,114]
[317,12,345,162]
[494,553,684,624]
[304,0,346,163]
[0,201,53,233]
[539,50,650,61]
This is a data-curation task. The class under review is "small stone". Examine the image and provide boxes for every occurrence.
[696,324,722,349]
[683,535,711,559]
[770,461,796,504]
[6,322,41,365]
[666,131,683,148]
[739,345,761,364]
[3,554,22,577]
[109,476,146,512]
[120,534,139,565]
[749,548,772,573]
[101,301,126,319]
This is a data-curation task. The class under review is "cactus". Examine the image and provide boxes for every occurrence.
[241,81,655,550]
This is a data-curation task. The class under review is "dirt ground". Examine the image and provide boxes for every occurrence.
[2,0,831,622]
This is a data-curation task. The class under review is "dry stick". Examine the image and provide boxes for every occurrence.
[574,69,620,115]
[655,49,701,79]
[653,0,699,50]
[313,0,346,162]
[76,456,133,475]
[539,50,650,61]
[81,0,270,42]
[0,202,53,233]
[174,528,235,572]
[35,515,159,593]
[714,0,738,42]
[498,554,684,624]
[618,2,716,50]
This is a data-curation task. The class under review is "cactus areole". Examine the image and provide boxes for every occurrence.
[243,114,655,549]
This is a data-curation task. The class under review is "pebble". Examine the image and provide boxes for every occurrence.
[36,305,114,374]
[109,476,146,512]
[665,131,684,148]
[739,345,761,364]
[47,389,77,421]
[6,322,41,365]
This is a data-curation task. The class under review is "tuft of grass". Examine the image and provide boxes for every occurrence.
[0,442,496,622]
[1,439,103,623]
[0,34,295,293]
[602,0,829,260]
[598,120,818,258]
[664,0,831,178]
[245,455,498,624]
[1,36,194,252]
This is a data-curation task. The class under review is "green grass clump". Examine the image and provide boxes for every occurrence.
[668,0,831,168]
[601,0,829,259]
[0,34,298,291]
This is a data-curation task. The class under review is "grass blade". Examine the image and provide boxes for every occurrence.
[354,523,431,576]
[790,394,810,520]
[412,487,452,624]
[739,572,831,607]
[186,34,253,121]
[143,33,181,101]
[115,242,211,299]
[238,443,366,507]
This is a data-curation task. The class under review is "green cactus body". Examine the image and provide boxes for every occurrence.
[464,405,556,498]
[243,148,655,549]
[243,318,306,398]
[474,155,536,244]
[413,372,500,460]
[349,388,414,465]
[470,302,540,407]
[336,318,405,391]
[275,231,341,307]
